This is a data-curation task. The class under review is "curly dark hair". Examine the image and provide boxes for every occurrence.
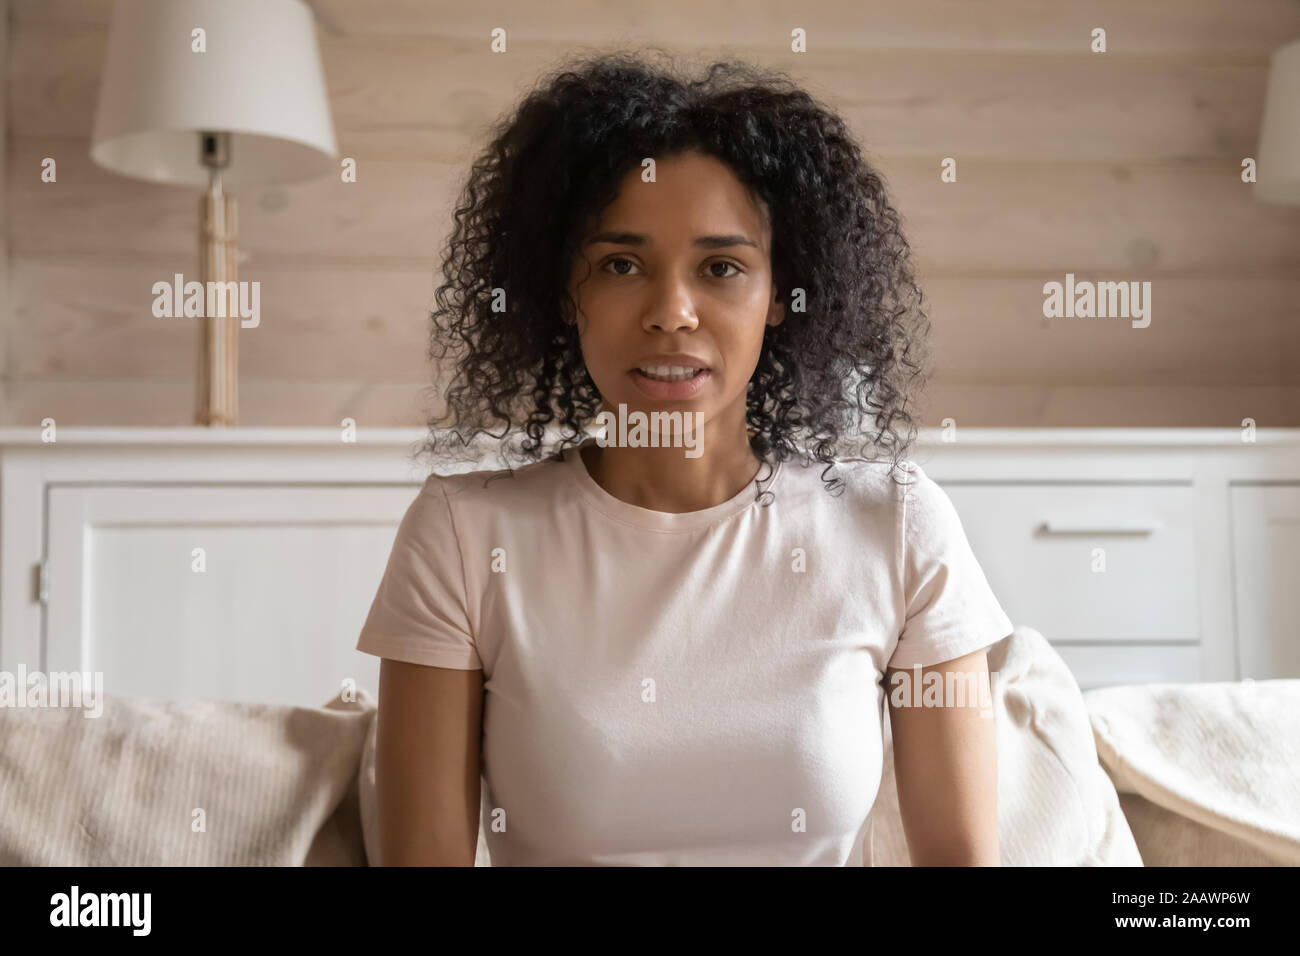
[415,48,931,498]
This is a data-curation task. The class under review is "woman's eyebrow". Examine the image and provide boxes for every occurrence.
[584,231,758,249]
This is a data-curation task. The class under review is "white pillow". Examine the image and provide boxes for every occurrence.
[870,625,1143,865]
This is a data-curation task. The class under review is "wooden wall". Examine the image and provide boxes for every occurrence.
[3,0,1299,427]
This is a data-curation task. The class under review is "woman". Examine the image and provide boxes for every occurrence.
[357,51,1013,866]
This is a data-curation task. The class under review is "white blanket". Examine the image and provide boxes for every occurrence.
[1084,679,1300,865]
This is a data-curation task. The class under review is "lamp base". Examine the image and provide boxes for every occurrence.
[195,187,239,426]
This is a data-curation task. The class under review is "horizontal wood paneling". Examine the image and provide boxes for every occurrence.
[9,140,1295,274]
[1,0,9,395]
[9,31,1279,162]
[4,378,1295,429]
[923,276,1300,386]
[10,260,1299,388]
[7,259,438,381]
[13,0,1300,55]
[4,0,1299,427]
[921,384,1300,428]
[0,379,446,428]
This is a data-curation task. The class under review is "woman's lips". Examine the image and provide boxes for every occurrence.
[628,368,712,400]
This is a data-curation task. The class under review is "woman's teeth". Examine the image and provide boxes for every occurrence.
[637,366,703,382]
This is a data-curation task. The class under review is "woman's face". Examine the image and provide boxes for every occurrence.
[566,150,784,445]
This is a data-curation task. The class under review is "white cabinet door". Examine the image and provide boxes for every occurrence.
[1230,485,1300,679]
[941,482,1201,686]
[45,484,420,707]
[940,483,1199,642]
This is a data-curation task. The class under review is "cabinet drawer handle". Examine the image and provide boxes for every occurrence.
[1041,519,1162,535]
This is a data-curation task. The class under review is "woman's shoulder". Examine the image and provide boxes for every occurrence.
[779,450,924,503]
[421,450,571,507]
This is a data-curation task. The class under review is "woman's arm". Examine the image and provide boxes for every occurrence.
[885,646,1000,865]
[374,657,485,866]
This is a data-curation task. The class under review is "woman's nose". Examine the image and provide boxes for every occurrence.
[641,274,700,332]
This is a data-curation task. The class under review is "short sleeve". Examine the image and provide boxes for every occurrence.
[888,462,1014,670]
[355,474,483,670]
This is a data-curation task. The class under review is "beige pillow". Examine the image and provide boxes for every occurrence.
[870,625,1142,865]
[0,689,373,866]
[1115,793,1283,866]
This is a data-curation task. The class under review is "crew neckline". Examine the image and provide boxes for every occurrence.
[562,438,782,532]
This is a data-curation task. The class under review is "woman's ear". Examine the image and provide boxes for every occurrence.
[766,284,786,328]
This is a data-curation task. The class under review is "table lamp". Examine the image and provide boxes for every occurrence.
[1257,37,1300,204]
[89,0,338,426]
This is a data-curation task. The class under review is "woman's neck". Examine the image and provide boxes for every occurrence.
[580,436,762,513]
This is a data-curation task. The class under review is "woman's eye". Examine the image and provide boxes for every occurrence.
[600,258,741,278]
[602,257,639,276]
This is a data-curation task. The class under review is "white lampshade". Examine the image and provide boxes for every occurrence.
[90,0,337,187]
[1256,37,1300,204]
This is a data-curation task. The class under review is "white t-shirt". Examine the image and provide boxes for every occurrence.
[356,438,1013,866]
